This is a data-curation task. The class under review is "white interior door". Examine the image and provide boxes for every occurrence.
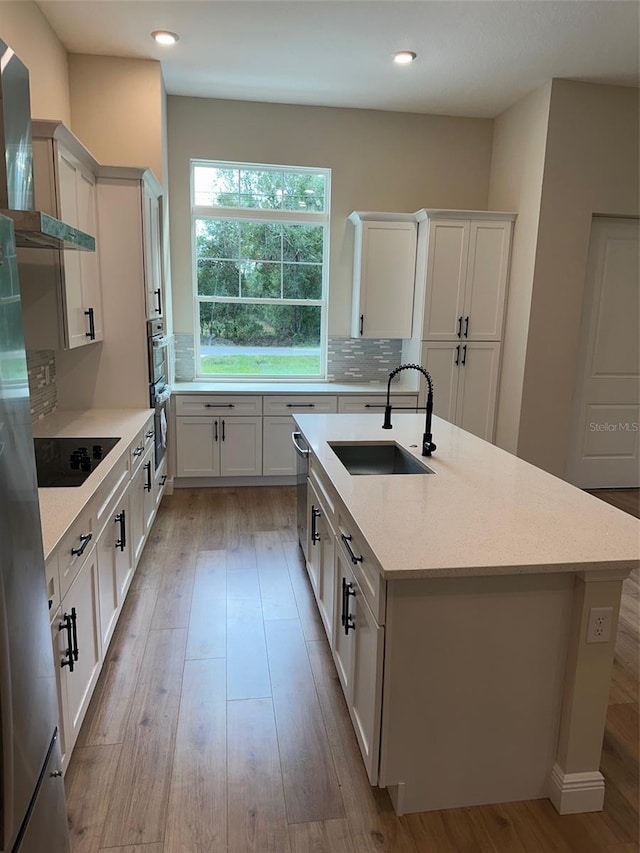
[567,217,639,488]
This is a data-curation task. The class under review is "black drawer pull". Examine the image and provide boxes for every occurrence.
[59,612,74,672]
[341,533,363,565]
[457,315,462,338]
[341,577,356,635]
[464,316,469,338]
[70,607,79,662]
[154,287,162,316]
[461,344,467,366]
[286,403,315,408]
[144,461,152,492]
[311,505,321,544]
[455,345,460,366]
[359,314,364,336]
[71,533,92,557]
[204,403,235,408]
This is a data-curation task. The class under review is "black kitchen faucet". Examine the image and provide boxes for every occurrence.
[382,363,437,457]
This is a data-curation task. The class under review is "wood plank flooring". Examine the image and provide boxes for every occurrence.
[65,486,639,852]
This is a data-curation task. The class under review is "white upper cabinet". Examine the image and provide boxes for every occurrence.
[349,212,417,339]
[31,122,103,349]
[419,212,513,342]
[142,180,164,320]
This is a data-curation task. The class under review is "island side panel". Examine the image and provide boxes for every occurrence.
[550,571,626,814]
[379,571,574,814]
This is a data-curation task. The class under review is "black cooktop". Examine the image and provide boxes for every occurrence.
[34,437,121,487]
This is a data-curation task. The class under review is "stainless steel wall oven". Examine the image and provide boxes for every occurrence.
[147,318,171,470]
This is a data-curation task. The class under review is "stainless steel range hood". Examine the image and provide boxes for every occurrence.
[0,40,95,251]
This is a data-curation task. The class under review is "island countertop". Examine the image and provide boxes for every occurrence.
[294,412,639,579]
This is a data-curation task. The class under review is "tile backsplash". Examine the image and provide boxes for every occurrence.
[173,333,402,383]
[26,350,57,421]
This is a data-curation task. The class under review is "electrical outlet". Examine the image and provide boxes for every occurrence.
[587,607,613,644]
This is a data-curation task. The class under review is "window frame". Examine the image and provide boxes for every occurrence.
[190,159,331,381]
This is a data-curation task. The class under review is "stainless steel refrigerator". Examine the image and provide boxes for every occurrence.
[0,212,70,851]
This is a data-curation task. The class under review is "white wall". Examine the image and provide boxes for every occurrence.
[167,96,494,336]
[488,83,552,454]
[518,80,639,477]
[69,54,164,182]
[0,1,70,122]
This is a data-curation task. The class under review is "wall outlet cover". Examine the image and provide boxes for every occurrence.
[586,606,613,644]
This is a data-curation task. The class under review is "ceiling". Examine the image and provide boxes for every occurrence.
[37,0,640,118]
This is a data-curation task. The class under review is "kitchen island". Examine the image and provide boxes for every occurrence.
[294,412,639,816]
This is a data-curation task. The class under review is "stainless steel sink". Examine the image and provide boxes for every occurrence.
[329,442,435,476]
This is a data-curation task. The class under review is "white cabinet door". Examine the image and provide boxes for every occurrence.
[143,181,163,320]
[422,219,469,340]
[57,150,102,348]
[351,217,417,338]
[114,490,134,603]
[349,575,384,785]
[307,492,321,597]
[142,446,156,533]
[220,416,262,476]
[456,342,501,442]
[130,462,146,566]
[332,549,354,699]
[59,550,102,752]
[176,417,220,477]
[421,341,460,424]
[421,341,501,442]
[332,552,383,784]
[315,503,336,646]
[263,416,296,476]
[462,221,511,341]
[96,515,120,653]
[154,456,168,510]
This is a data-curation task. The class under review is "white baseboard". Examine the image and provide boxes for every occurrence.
[549,763,605,814]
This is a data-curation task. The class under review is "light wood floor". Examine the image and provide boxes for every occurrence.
[65,486,639,853]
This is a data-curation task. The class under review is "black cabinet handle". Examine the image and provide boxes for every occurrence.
[359,314,364,336]
[286,403,315,408]
[144,461,152,492]
[455,345,460,366]
[311,505,321,544]
[341,577,356,635]
[461,344,467,366]
[154,287,162,316]
[70,607,79,663]
[214,420,218,442]
[160,475,167,486]
[222,420,226,441]
[59,612,74,672]
[145,430,155,439]
[84,307,96,340]
[133,445,144,458]
[457,316,462,338]
[115,510,126,551]
[464,316,469,338]
[71,533,92,557]
[341,533,363,565]
[204,403,234,408]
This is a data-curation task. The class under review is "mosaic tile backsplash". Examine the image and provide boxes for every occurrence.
[27,350,57,421]
[173,334,403,383]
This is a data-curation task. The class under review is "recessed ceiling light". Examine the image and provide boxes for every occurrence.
[151,30,179,46]
[393,50,417,65]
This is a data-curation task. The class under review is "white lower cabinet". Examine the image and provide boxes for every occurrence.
[176,416,262,477]
[55,548,102,760]
[96,487,132,652]
[308,481,336,645]
[421,340,501,441]
[333,548,384,785]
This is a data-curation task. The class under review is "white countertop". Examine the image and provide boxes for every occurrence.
[33,409,154,559]
[173,381,417,395]
[295,413,640,579]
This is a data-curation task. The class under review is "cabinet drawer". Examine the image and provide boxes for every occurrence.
[263,395,338,416]
[94,452,130,538]
[175,395,262,416]
[337,394,418,414]
[337,511,386,625]
[58,504,97,600]
[309,460,337,529]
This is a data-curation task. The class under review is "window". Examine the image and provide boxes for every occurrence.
[191,160,330,378]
